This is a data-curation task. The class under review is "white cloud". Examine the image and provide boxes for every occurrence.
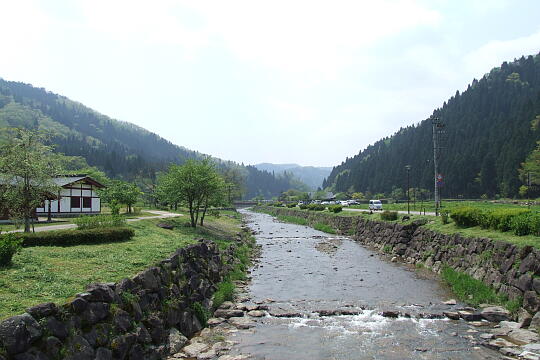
[465,29,540,79]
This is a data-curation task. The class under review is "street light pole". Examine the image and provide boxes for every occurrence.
[405,165,411,214]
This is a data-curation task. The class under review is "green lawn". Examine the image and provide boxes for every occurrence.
[349,200,540,213]
[0,212,242,319]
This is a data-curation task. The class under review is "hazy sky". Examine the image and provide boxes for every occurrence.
[1,1,540,167]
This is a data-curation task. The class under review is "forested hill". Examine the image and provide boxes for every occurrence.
[0,78,305,198]
[254,163,332,190]
[324,53,540,198]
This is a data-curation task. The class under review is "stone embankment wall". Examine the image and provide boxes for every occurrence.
[0,237,245,360]
[258,207,540,316]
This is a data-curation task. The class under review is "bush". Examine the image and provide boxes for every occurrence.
[212,280,235,310]
[14,227,134,247]
[0,233,22,266]
[450,207,481,227]
[191,302,211,327]
[512,212,532,236]
[73,215,127,230]
[299,204,309,210]
[271,202,284,207]
[380,210,398,221]
[441,210,450,224]
[328,205,343,213]
[308,204,325,211]
[286,203,296,208]
[487,209,529,232]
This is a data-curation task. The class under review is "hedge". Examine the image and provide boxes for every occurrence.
[7,227,135,247]
[450,206,539,236]
[380,210,398,221]
[328,205,343,213]
[0,233,22,266]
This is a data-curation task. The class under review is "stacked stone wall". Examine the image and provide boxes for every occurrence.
[259,207,540,316]
[0,239,243,360]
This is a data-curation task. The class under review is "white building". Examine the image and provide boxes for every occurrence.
[36,175,106,217]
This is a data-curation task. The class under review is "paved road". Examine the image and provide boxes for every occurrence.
[343,207,437,216]
[7,210,181,233]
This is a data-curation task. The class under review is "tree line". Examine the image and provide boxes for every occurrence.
[324,53,540,199]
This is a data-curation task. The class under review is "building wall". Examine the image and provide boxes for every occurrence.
[36,181,101,215]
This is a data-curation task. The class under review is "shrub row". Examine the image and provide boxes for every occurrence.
[299,204,309,210]
[286,203,297,208]
[307,204,325,211]
[328,205,343,213]
[73,214,127,230]
[450,207,540,236]
[0,233,22,266]
[8,227,135,247]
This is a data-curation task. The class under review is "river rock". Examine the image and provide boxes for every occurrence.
[458,310,482,321]
[506,328,540,345]
[218,302,235,309]
[530,311,540,331]
[247,310,265,317]
[25,303,57,319]
[217,355,251,360]
[182,341,209,358]
[443,311,460,320]
[168,328,188,354]
[207,317,226,326]
[480,306,510,322]
[443,299,457,305]
[214,309,244,319]
[499,347,522,357]
[488,338,518,349]
[228,317,254,329]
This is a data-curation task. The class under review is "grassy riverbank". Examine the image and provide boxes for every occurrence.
[0,211,244,319]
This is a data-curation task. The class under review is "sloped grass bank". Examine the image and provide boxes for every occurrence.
[0,213,244,319]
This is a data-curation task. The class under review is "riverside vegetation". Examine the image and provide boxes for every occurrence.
[259,205,540,317]
[0,210,251,319]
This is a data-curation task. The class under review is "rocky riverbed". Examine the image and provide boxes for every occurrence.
[169,210,540,360]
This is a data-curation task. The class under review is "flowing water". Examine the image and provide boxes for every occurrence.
[227,210,503,360]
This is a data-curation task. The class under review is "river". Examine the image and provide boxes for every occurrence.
[225,210,503,359]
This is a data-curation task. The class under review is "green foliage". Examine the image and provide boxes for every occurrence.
[73,215,127,230]
[12,227,134,247]
[191,302,211,327]
[212,280,235,310]
[313,223,336,234]
[100,180,141,213]
[0,233,22,266]
[286,203,296,208]
[383,244,392,254]
[328,205,343,213]
[440,210,450,224]
[299,203,309,210]
[323,54,540,199]
[451,206,538,236]
[0,128,62,232]
[307,204,325,211]
[277,215,308,226]
[380,211,398,221]
[441,266,519,312]
[270,202,284,207]
[450,207,482,227]
[156,158,225,227]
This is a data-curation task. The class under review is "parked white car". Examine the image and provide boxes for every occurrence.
[340,200,349,206]
[369,199,383,211]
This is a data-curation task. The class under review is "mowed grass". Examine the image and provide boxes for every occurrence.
[349,200,540,213]
[0,212,242,319]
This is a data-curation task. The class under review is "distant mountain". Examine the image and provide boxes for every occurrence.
[254,163,332,190]
[324,52,540,198]
[0,78,307,199]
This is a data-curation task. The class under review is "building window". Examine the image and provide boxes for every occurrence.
[83,197,92,208]
[71,196,80,208]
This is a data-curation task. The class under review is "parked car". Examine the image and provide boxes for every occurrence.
[339,200,349,206]
[348,200,360,205]
[369,199,383,211]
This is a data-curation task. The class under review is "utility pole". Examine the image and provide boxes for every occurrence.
[432,117,445,216]
[405,165,411,214]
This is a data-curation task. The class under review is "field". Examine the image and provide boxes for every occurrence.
[349,199,540,213]
[0,210,242,319]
